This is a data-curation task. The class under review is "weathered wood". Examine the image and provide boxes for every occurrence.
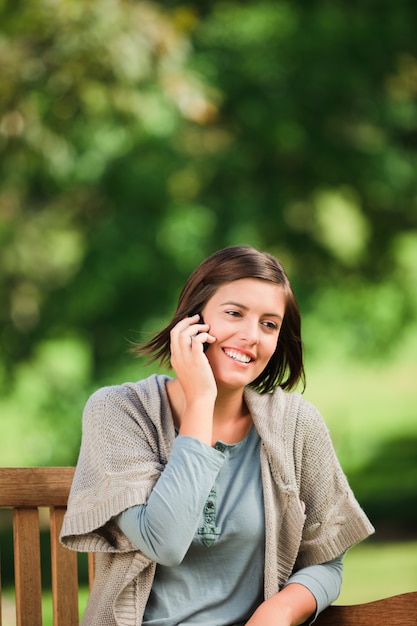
[0,467,74,507]
[13,507,43,626]
[50,506,79,626]
[0,467,85,626]
[88,552,95,591]
[316,590,417,625]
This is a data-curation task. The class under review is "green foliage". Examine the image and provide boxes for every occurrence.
[2,1,417,378]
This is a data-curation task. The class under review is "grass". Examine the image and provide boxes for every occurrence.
[338,540,417,604]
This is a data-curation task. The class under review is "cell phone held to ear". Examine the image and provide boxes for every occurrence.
[195,312,210,352]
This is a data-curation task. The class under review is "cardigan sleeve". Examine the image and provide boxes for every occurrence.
[294,398,375,567]
[60,379,174,553]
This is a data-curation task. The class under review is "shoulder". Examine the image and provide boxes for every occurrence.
[86,373,170,404]
[245,386,332,463]
[245,385,325,430]
[83,374,172,427]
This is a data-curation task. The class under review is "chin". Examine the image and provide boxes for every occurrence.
[215,373,255,391]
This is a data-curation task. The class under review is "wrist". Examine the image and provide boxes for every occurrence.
[247,599,293,626]
[245,585,316,626]
[178,400,215,445]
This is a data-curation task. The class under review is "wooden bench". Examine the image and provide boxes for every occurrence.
[315,591,417,625]
[0,467,94,626]
[0,467,416,626]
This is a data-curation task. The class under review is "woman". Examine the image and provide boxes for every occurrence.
[61,245,374,626]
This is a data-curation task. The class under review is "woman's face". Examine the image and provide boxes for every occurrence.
[201,278,286,391]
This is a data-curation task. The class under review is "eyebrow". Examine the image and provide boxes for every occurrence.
[220,301,283,320]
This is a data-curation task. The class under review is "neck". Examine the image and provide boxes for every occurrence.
[212,386,248,425]
[166,379,252,445]
[211,386,252,445]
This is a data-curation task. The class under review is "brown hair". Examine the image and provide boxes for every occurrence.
[135,245,305,393]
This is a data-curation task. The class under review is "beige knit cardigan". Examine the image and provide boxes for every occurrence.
[60,374,374,626]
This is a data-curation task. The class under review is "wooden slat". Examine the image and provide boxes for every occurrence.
[88,552,95,591]
[13,508,43,626]
[316,591,417,625]
[0,468,75,507]
[50,507,79,626]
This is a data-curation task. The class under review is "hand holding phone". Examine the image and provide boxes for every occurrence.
[197,313,210,352]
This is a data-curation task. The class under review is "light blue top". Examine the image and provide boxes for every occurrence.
[116,427,343,625]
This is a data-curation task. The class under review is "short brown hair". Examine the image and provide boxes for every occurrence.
[135,245,305,393]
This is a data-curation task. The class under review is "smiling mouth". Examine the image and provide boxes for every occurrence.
[223,348,253,364]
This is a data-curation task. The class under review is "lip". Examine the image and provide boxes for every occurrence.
[222,347,256,364]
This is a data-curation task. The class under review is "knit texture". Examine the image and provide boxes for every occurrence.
[60,374,374,626]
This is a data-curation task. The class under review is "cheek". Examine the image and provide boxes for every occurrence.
[208,320,228,341]
[264,335,280,359]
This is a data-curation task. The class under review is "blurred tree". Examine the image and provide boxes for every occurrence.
[1,0,417,466]
[0,0,213,382]
[186,1,417,345]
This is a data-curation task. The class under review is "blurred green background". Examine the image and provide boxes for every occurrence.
[1,0,416,617]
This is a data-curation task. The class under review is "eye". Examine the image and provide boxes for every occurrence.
[226,310,242,317]
[262,320,279,331]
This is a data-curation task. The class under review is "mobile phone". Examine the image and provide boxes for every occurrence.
[197,312,210,352]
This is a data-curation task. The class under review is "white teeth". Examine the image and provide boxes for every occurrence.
[224,349,252,363]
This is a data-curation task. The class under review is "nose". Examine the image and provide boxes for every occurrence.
[240,318,260,345]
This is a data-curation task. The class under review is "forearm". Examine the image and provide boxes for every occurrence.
[116,435,224,565]
[245,583,316,626]
[169,314,217,446]
[178,397,216,445]
[284,555,344,618]
[246,555,344,626]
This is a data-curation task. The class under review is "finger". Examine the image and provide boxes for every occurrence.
[170,315,199,344]
[170,315,207,351]
[190,332,216,349]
